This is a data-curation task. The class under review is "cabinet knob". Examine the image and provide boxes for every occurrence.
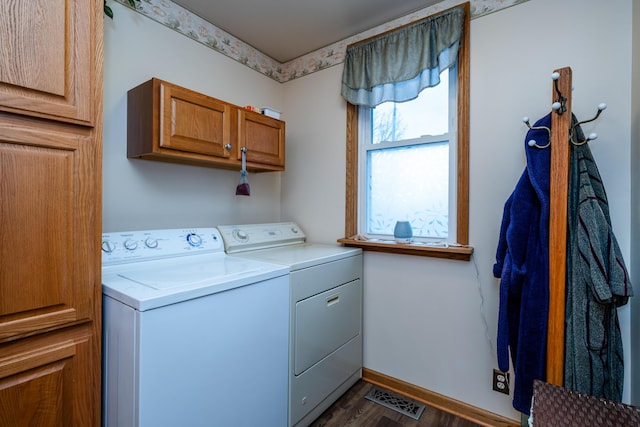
[225,144,232,150]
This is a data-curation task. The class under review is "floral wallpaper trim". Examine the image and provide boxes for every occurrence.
[115,0,529,83]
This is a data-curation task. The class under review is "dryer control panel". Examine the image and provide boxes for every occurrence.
[217,222,306,253]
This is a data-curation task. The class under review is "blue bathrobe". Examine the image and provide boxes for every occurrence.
[493,113,552,414]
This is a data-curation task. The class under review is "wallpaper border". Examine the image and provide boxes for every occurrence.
[113,0,529,83]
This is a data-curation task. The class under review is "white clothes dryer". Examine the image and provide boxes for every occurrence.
[217,222,363,427]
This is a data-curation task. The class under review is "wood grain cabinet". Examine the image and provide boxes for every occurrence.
[0,0,95,126]
[0,0,103,426]
[128,78,285,172]
[128,78,236,168]
[238,108,285,169]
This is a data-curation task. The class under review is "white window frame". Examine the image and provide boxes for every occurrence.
[356,66,458,244]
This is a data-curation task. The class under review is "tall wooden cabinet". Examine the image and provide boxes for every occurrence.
[0,0,103,426]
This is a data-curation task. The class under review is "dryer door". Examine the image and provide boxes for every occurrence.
[294,279,362,375]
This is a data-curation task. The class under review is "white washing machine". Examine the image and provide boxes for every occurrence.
[217,222,363,427]
[101,227,290,427]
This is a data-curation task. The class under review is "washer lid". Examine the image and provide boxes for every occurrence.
[102,253,288,311]
[118,258,264,290]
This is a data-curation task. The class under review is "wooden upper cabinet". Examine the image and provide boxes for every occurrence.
[0,0,94,125]
[128,78,285,172]
[238,109,285,170]
[128,78,235,168]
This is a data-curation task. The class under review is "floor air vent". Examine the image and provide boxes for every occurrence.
[364,386,426,420]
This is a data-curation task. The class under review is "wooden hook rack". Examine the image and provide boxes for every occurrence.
[546,66,572,386]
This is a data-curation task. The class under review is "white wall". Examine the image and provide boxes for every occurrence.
[631,0,640,407]
[283,0,634,419]
[103,2,285,232]
[280,65,348,242]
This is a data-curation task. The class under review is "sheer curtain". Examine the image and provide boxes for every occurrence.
[341,7,465,108]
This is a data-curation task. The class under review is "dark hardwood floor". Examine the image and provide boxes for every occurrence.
[310,380,483,427]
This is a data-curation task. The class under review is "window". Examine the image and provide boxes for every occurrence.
[360,69,454,241]
[341,4,471,259]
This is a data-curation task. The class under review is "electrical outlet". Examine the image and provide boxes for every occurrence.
[492,369,509,394]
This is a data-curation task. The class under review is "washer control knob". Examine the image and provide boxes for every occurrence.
[186,233,203,247]
[145,238,159,249]
[102,240,115,253]
[232,229,249,242]
[124,239,138,251]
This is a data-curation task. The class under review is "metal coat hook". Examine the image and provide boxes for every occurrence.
[551,71,568,115]
[523,116,551,148]
[570,103,606,146]
[523,71,606,149]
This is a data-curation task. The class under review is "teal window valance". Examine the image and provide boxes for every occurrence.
[341,7,465,108]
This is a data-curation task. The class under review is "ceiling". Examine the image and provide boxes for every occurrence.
[171,0,445,63]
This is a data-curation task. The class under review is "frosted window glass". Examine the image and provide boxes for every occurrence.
[366,142,448,238]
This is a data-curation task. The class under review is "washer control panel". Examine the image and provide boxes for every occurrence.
[217,222,306,253]
[102,227,223,265]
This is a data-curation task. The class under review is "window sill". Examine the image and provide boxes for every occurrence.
[337,238,474,261]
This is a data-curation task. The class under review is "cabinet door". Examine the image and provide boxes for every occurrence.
[0,116,96,344]
[160,81,233,158]
[128,79,235,166]
[0,326,98,426]
[238,109,285,169]
[0,0,94,125]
